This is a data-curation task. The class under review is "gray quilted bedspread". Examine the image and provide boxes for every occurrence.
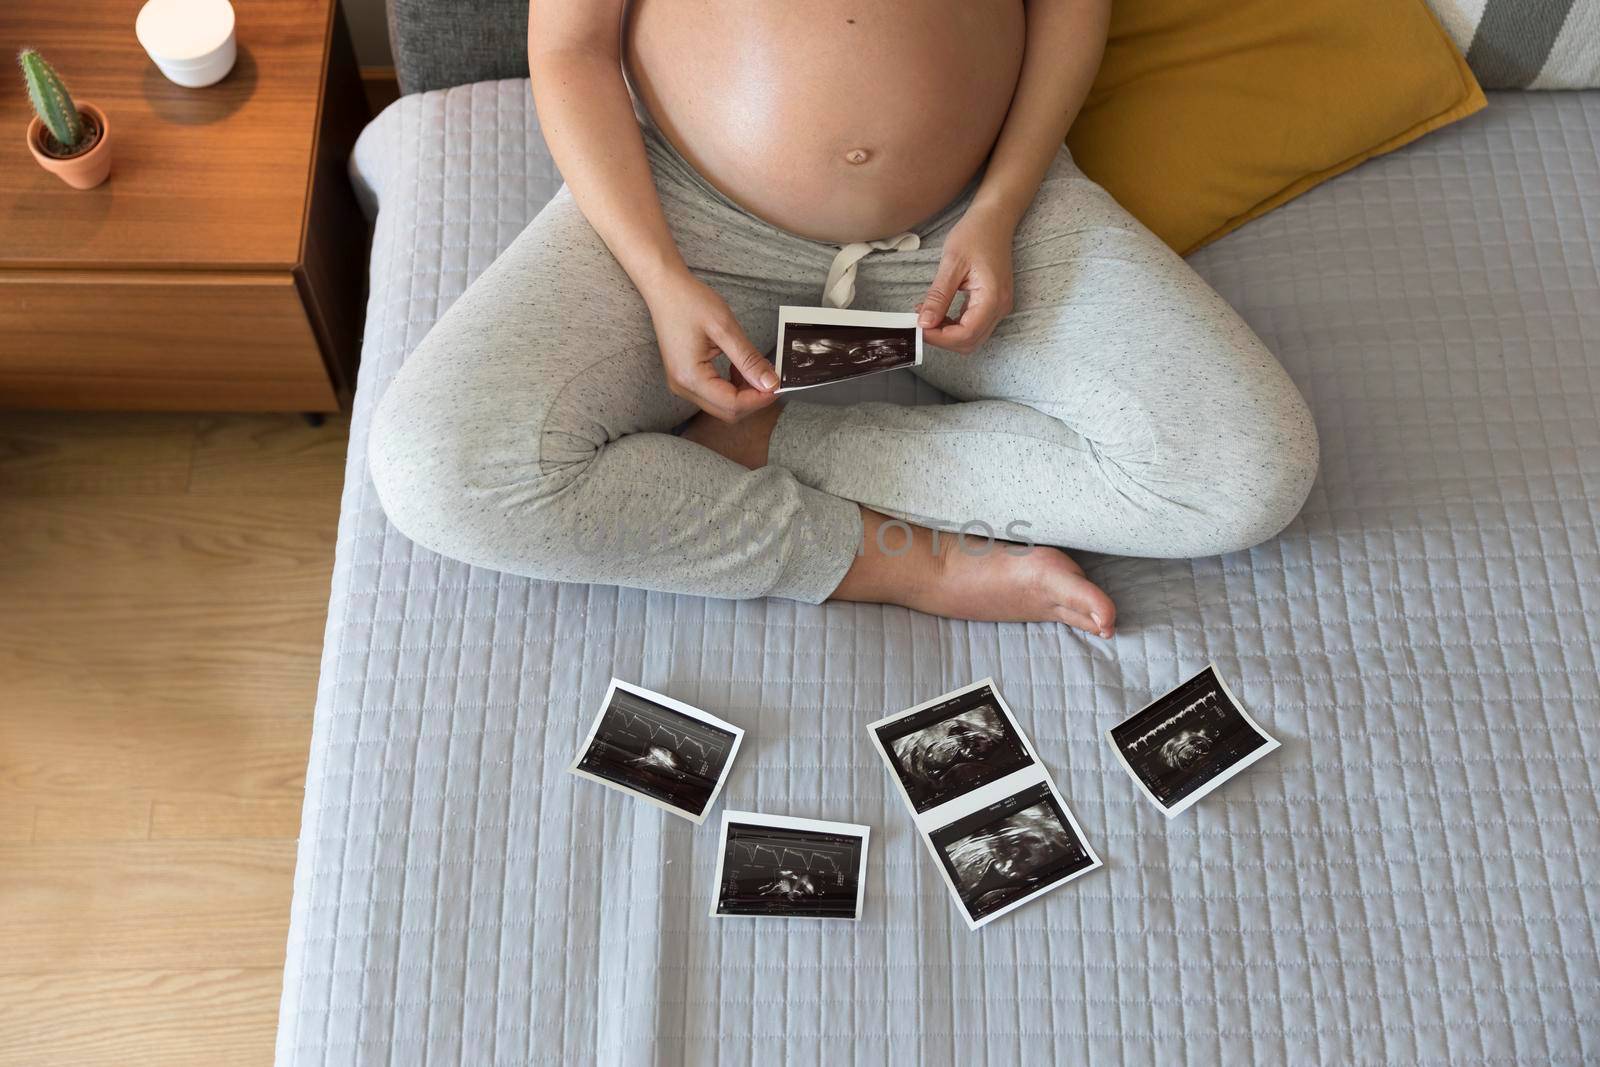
[275,85,1600,1065]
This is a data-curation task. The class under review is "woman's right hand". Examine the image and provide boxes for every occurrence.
[643,271,780,423]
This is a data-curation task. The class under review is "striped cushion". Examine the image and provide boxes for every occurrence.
[1428,0,1600,86]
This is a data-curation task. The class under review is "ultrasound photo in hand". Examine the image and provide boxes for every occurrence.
[776,306,921,391]
[569,680,743,823]
[1108,664,1279,817]
[928,781,1098,926]
[711,812,870,920]
[873,683,1036,813]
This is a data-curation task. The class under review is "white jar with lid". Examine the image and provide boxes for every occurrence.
[135,0,237,88]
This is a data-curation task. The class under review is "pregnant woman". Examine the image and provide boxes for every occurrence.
[369,0,1320,637]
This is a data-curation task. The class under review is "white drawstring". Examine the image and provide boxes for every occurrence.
[821,231,920,309]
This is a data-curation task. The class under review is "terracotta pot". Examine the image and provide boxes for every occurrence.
[26,101,112,189]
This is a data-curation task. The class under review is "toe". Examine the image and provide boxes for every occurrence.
[1056,607,1102,635]
[1067,580,1116,638]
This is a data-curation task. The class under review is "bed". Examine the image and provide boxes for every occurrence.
[273,79,1600,1064]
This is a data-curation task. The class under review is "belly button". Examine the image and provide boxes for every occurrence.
[844,147,872,165]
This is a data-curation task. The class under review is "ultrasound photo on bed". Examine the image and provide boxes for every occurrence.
[712,813,869,920]
[569,681,742,822]
[776,307,920,391]
[928,781,1097,925]
[874,683,1036,813]
[1108,664,1279,816]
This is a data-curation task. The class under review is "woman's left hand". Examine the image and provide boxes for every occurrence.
[916,205,1017,355]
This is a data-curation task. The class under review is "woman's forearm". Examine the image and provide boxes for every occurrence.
[529,46,687,300]
[971,0,1110,229]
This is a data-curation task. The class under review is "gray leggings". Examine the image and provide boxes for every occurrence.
[369,127,1319,603]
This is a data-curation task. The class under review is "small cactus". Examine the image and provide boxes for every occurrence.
[19,48,85,151]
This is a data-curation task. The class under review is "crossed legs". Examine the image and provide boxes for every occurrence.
[369,152,1318,631]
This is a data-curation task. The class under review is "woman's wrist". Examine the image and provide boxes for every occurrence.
[629,246,694,306]
[964,182,1030,236]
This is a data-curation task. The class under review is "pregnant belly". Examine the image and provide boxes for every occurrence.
[625,0,1025,244]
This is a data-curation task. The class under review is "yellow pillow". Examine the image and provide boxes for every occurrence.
[1066,0,1486,254]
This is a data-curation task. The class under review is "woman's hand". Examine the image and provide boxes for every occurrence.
[917,205,1017,355]
[643,271,779,423]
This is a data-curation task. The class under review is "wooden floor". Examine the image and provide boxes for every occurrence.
[0,412,350,1066]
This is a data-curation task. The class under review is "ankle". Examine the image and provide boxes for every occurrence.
[681,403,782,469]
[834,508,927,607]
[918,522,956,603]
[866,510,944,608]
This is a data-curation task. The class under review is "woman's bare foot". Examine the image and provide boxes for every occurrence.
[834,509,1116,637]
[680,404,781,469]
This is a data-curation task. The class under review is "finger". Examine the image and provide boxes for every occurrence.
[925,287,1002,354]
[686,362,777,423]
[724,362,782,418]
[708,317,779,392]
[928,302,985,356]
[724,385,779,420]
[923,324,977,354]
[683,365,739,421]
[918,257,965,330]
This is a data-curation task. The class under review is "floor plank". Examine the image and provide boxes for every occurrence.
[0,493,338,716]
[0,840,299,973]
[0,493,342,578]
[149,793,307,841]
[0,968,285,1066]
[0,413,197,496]
[0,715,310,836]
[29,795,154,845]
[188,413,352,497]
[0,411,346,1065]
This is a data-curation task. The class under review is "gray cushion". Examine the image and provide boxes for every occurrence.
[387,0,529,95]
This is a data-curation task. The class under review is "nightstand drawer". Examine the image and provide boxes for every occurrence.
[0,271,339,411]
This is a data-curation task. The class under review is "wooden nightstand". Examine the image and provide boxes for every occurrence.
[0,0,370,412]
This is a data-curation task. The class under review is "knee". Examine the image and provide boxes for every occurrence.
[368,369,556,570]
[368,374,478,558]
[1195,392,1320,555]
